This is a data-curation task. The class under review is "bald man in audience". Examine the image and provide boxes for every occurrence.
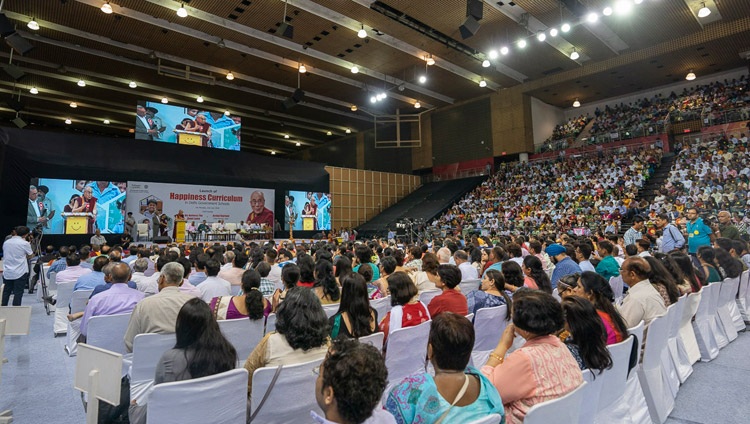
[80,262,144,340]
[617,257,667,328]
[123,262,195,352]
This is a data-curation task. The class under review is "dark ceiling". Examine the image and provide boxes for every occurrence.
[0,0,748,155]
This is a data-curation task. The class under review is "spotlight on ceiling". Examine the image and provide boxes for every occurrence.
[345,128,352,134]
[271,150,276,155]
[77,79,86,87]
[161,97,168,104]
[224,110,231,116]
[103,119,110,125]
[128,81,137,88]
[561,23,571,32]
[418,75,427,84]
[27,18,40,31]
[573,98,581,108]
[549,28,558,37]
[570,48,580,60]
[65,118,72,125]
[196,96,204,103]
[326,131,332,136]
[500,46,509,55]
[226,71,235,80]
[351,65,359,74]
[482,59,490,68]
[479,79,487,88]
[537,32,546,42]
[370,96,377,103]
[414,101,421,109]
[603,7,613,16]
[697,2,711,18]
[298,64,307,74]
[350,105,358,112]
[685,70,697,81]
[284,134,290,139]
[29,87,38,94]
[517,39,527,49]
[101,2,113,14]
[295,142,301,147]
[615,0,633,15]
[586,12,599,23]
[357,24,367,38]
[176,4,188,18]
[69,102,78,108]
[426,55,435,66]
[488,50,498,60]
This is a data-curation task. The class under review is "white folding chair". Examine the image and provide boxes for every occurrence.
[638,313,674,424]
[471,305,508,367]
[465,414,504,424]
[707,282,729,348]
[384,320,431,386]
[265,313,276,333]
[594,334,635,424]
[370,296,392,324]
[458,279,481,294]
[580,369,604,424]
[524,381,587,424]
[679,291,702,366]
[87,313,132,355]
[358,332,385,349]
[609,275,625,304]
[668,295,693,384]
[624,321,651,424]
[137,223,148,241]
[53,281,75,336]
[692,284,719,361]
[418,290,441,306]
[65,289,94,357]
[737,270,750,322]
[249,358,324,423]
[129,333,177,406]
[217,318,265,366]
[147,368,248,424]
[717,277,743,335]
[660,303,681,400]
[225,223,237,232]
[322,303,340,319]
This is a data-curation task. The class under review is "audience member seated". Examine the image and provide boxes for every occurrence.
[124,262,196,352]
[210,269,270,320]
[595,240,621,281]
[74,256,109,291]
[176,257,202,297]
[272,263,300,312]
[481,290,583,424]
[454,250,478,281]
[643,256,681,306]
[502,260,534,292]
[47,245,69,277]
[379,272,430,344]
[385,313,504,423]
[560,296,615,372]
[544,114,590,147]
[244,287,330,396]
[197,259,231,303]
[313,338,394,424]
[79,262,144,340]
[353,244,380,281]
[714,247,743,280]
[668,251,706,291]
[617,257,667,328]
[561,272,628,345]
[188,253,209,286]
[358,263,382,301]
[547,244,582,289]
[297,254,317,288]
[314,260,341,305]
[522,255,552,293]
[218,250,248,287]
[89,262,138,297]
[427,265,468,318]
[329,273,377,339]
[466,269,512,317]
[410,252,438,293]
[334,255,353,287]
[130,258,156,295]
[55,252,91,284]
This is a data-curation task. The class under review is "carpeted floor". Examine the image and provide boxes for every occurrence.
[2,298,749,423]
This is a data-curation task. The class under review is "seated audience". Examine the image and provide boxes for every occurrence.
[503,260,534,291]
[353,244,380,281]
[314,260,341,305]
[466,269,512,316]
[197,259,231,303]
[217,250,248,287]
[522,255,552,293]
[272,263,300,312]
[617,257,667,327]
[79,262,144,339]
[644,256,681,306]
[560,296,614,372]
[410,252,439,292]
[329,273,378,339]
[74,256,109,291]
[454,250,479,281]
[210,268,270,320]
[427,265,468,317]
[297,254,317,288]
[595,240,621,281]
[379,272,430,344]
[561,271,628,344]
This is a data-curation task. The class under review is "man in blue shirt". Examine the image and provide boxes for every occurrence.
[686,208,713,255]
[657,213,685,253]
[47,245,70,278]
[74,256,109,291]
[546,243,582,289]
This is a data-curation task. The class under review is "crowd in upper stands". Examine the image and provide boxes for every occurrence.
[545,114,590,143]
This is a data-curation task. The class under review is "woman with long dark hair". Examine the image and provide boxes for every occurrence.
[715,247,743,279]
[501,261,526,290]
[654,252,698,294]
[644,256,681,305]
[210,268,271,320]
[297,254,316,287]
[522,255,552,293]
[669,251,705,290]
[561,296,614,373]
[695,247,721,284]
[314,260,341,304]
[334,255,353,286]
[571,271,629,344]
[466,269,512,318]
[330,273,378,339]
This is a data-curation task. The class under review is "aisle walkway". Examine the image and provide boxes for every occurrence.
[2,299,749,423]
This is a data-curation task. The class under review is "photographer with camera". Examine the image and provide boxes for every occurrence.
[2,226,34,306]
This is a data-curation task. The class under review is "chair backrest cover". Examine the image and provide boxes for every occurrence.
[217,317,265,363]
[70,290,94,314]
[694,284,713,321]
[130,333,176,382]
[609,275,625,303]
[580,369,604,424]
[56,282,75,311]
[524,381,587,424]
[472,305,509,351]
[322,303,340,319]
[418,290,441,306]
[641,313,670,371]
[369,296,392,324]
[465,413,504,424]
[250,358,324,423]
[147,368,248,424]
[738,270,749,312]
[265,313,277,333]
[669,296,687,339]
[384,320,431,385]
[358,332,385,349]
[459,279,481,294]
[719,277,740,307]
[598,334,635,409]
[87,313,132,355]
[628,320,645,369]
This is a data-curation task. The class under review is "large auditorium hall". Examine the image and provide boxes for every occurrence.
[1,1,750,423]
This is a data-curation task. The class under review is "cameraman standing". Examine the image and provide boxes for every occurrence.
[2,226,34,306]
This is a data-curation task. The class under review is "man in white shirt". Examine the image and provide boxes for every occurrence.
[2,226,34,306]
[198,259,231,302]
[218,251,248,288]
[617,257,666,328]
[131,258,157,296]
[90,229,107,246]
[453,250,478,281]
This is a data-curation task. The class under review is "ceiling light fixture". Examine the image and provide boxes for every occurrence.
[196,96,204,103]
[224,110,231,116]
[549,28,558,37]
[27,18,40,31]
[500,46,509,55]
[634,0,643,3]
[686,70,697,81]
[284,134,290,139]
[587,12,599,23]
[161,97,168,104]
[351,65,359,74]
[77,79,86,87]
[517,39,527,48]
[482,59,490,68]
[176,4,188,18]
[101,2,113,14]
[350,105,357,112]
[418,75,427,84]
[226,71,235,80]
[29,87,38,94]
[561,23,571,32]
[573,98,581,108]
[70,102,78,108]
[345,129,352,134]
[65,118,72,124]
[603,7,613,16]
[271,151,276,155]
[357,24,367,38]
[298,64,307,74]
[326,131,332,136]
[615,0,633,15]
[426,55,436,66]
[537,32,546,42]
[103,119,110,125]
[570,48,580,60]
[487,50,498,60]
[479,79,487,88]
[295,142,301,147]
[414,101,421,109]
[370,96,377,103]
[697,2,711,18]
[128,81,137,88]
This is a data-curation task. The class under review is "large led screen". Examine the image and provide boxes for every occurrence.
[134,101,241,150]
[284,191,331,231]
[27,179,127,234]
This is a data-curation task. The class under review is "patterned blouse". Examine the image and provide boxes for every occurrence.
[466,290,510,316]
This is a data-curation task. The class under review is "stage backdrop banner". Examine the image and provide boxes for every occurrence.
[126,181,274,229]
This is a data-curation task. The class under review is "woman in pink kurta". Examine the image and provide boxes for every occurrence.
[481,290,583,423]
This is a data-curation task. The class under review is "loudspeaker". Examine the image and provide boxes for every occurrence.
[466,0,483,20]
[5,33,34,55]
[278,22,294,39]
[291,88,305,102]
[6,97,23,112]
[3,64,25,81]
[281,88,305,110]
[459,16,481,39]
[152,236,172,244]
[12,116,26,128]
[0,14,15,37]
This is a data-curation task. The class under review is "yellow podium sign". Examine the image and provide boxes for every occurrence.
[302,215,315,231]
[174,220,187,243]
[175,130,203,146]
[62,212,92,234]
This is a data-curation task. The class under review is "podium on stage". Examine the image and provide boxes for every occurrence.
[62,212,93,234]
[174,130,203,146]
[174,220,187,243]
[302,214,316,231]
